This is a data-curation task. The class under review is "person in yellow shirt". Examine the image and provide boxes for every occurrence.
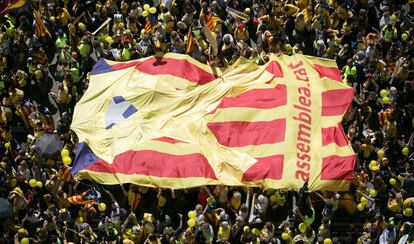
[8,86,24,105]
[217,221,231,241]
[283,4,300,17]
[57,7,71,27]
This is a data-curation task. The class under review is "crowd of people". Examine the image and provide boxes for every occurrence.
[0,0,414,243]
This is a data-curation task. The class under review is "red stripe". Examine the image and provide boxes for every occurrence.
[153,137,187,144]
[212,84,287,112]
[321,123,349,147]
[321,88,354,116]
[208,119,286,147]
[111,57,217,84]
[314,64,342,83]
[265,61,284,78]
[242,155,284,181]
[321,155,356,180]
[85,150,217,179]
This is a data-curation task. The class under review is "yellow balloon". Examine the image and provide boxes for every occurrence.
[383,96,390,105]
[188,210,196,219]
[389,178,397,186]
[403,198,413,209]
[281,232,290,240]
[61,148,70,158]
[324,238,333,244]
[143,4,150,10]
[142,10,148,17]
[402,32,409,41]
[404,207,413,217]
[21,238,29,244]
[402,147,409,156]
[78,22,86,31]
[149,7,157,14]
[29,179,37,187]
[361,197,368,205]
[377,150,385,158]
[298,223,307,233]
[380,89,388,98]
[369,189,377,197]
[98,203,106,212]
[36,181,43,188]
[357,203,365,211]
[187,218,196,227]
[63,156,72,165]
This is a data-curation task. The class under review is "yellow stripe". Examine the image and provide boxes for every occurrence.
[232,142,286,158]
[76,171,222,188]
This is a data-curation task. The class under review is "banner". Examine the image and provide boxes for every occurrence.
[71,53,355,191]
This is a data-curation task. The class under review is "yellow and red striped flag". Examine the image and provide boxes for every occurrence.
[33,11,50,37]
[0,0,27,15]
[200,11,221,31]
[67,188,100,205]
[71,53,355,191]
[186,26,194,54]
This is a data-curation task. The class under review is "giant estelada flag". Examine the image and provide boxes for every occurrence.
[71,53,355,191]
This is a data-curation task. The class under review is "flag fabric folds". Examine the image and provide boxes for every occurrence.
[67,188,100,205]
[0,0,27,15]
[71,53,355,191]
[33,11,50,37]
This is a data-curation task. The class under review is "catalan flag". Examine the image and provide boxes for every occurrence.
[186,26,194,54]
[71,53,355,191]
[67,188,100,205]
[200,11,221,31]
[0,0,27,15]
[33,11,50,37]
[144,14,157,33]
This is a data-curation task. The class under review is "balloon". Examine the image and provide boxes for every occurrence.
[404,207,413,217]
[187,218,196,227]
[63,156,72,165]
[380,89,388,98]
[281,232,290,240]
[142,10,148,17]
[61,148,70,158]
[377,150,385,158]
[21,238,29,244]
[29,179,37,187]
[389,178,397,186]
[36,181,43,188]
[188,210,196,219]
[383,96,391,105]
[78,22,86,31]
[298,223,307,233]
[98,203,106,212]
[357,203,365,211]
[324,238,333,244]
[369,189,377,197]
[149,7,157,14]
[403,147,409,156]
[402,32,409,41]
[361,197,368,205]
[143,4,150,10]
